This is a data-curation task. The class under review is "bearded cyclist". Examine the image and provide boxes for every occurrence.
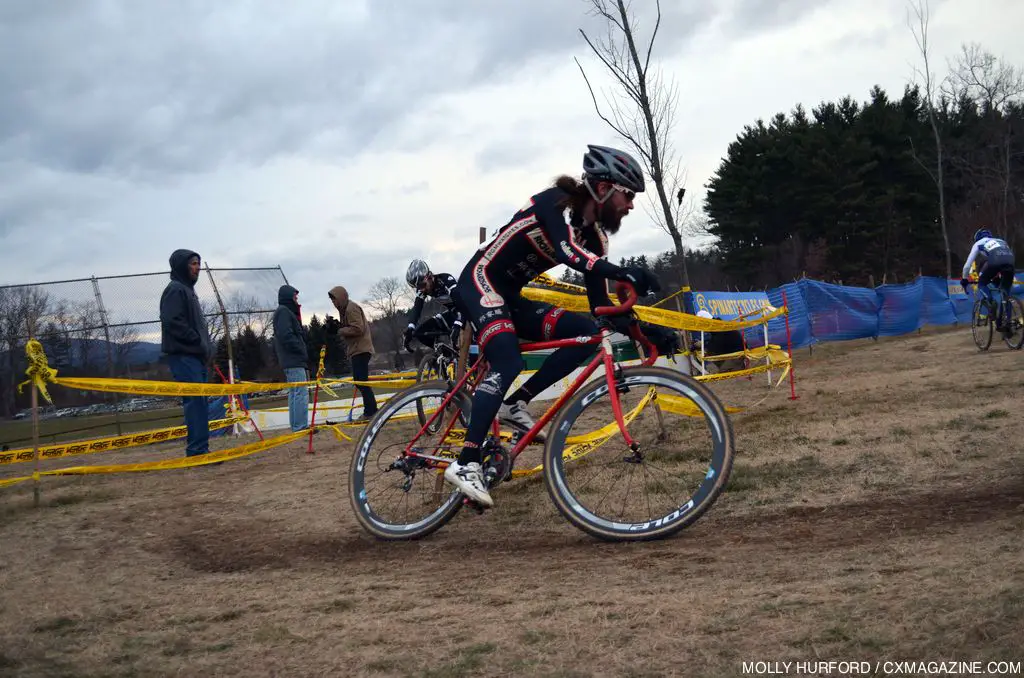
[961,228,1016,332]
[403,259,464,351]
[445,144,661,507]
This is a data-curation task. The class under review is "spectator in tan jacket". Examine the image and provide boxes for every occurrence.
[326,286,378,418]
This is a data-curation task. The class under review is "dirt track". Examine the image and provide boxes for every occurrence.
[1,327,1022,677]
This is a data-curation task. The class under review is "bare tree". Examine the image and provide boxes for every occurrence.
[201,299,225,344]
[110,322,141,375]
[945,43,1024,112]
[225,292,274,338]
[944,43,1024,241]
[907,0,952,280]
[0,286,51,416]
[577,0,694,286]
[365,277,414,365]
[73,300,102,368]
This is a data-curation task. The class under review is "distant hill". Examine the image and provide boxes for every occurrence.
[22,338,163,368]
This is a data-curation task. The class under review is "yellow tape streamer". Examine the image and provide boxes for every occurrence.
[0,416,246,466]
[0,428,309,488]
[657,394,745,416]
[50,376,319,397]
[520,286,787,332]
[337,378,418,388]
[696,358,792,386]
[18,339,59,404]
[511,388,655,477]
[532,272,587,293]
[313,347,339,398]
[529,274,782,331]
[651,286,689,308]
[326,425,353,442]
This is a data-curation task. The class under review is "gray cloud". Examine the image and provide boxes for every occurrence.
[0,0,726,302]
[398,181,429,195]
[725,0,841,35]
[1,1,717,179]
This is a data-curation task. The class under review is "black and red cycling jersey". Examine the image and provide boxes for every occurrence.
[456,186,626,331]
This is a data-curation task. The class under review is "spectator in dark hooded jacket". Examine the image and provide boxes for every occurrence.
[159,249,213,457]
[272,284,310,432]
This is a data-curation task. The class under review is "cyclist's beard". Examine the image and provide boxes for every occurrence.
[598,200,622,234]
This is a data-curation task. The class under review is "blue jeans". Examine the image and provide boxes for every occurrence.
[167,354,209,457]
[284,367,309,432]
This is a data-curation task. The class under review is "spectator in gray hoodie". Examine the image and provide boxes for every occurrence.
[159,249,213,457]
[273,284,310,432]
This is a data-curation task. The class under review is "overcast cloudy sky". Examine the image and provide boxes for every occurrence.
[3,0,1024,320]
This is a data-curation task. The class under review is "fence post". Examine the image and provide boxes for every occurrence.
[782,290,799,400]
[204,264,237,436]
[91,277,123,435]
[278,265,290,286]
[27,316,41,507]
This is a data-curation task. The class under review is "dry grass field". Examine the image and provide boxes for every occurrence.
[1,327,1021,677]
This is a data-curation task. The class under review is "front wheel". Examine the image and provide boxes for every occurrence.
[542,366,735,542]
[972,299,993,351]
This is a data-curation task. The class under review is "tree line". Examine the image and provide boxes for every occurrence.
[703,43,1024,289]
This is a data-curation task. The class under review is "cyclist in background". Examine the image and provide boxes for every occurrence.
[961,228,1016,332]
[403,259,464,352]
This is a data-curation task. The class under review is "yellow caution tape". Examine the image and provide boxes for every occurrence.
[531,272,588,294]
[0,428,309,488]
[0,416,246,466]
[520,286,786,332]
[18,340,59,404]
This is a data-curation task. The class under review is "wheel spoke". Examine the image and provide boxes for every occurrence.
[349,381,465,540]
[544,367,734,541]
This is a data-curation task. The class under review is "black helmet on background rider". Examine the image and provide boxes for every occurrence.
[974,228,993,242]
[405,259,431,289]
[582,145,646,195]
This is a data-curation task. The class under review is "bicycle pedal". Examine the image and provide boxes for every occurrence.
[462,497,490,514]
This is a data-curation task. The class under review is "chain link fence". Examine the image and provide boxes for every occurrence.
[0,266,289,445]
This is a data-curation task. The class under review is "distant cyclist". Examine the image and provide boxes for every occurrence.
[961,228,1016,331]
[403,259,464,351]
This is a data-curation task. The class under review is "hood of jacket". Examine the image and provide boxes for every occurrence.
[278,284,301,314]
[328,285,349,308]
[169,249,200,287]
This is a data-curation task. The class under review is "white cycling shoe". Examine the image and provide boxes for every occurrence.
[498,400,545,442]
[443,461,494,507]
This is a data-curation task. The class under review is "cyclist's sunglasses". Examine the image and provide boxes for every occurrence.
[611,183,635,202]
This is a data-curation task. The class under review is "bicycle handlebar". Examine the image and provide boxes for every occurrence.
[593,281,639,316]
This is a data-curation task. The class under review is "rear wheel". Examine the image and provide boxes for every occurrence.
[349,380,470,540]
[972,299,993,351]
[1002,297,1024,350]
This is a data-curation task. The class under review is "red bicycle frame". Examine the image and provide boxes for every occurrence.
[403,282,659,465]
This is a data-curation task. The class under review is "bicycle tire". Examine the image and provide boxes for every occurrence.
[1003,297,1024,350]
[416,352,465,431]
[542,366,735,542]
[349,380,467,540]
[972,299,993,351]
[416,352,441,430]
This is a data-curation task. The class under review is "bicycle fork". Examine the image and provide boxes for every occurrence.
[602,338,643,463]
